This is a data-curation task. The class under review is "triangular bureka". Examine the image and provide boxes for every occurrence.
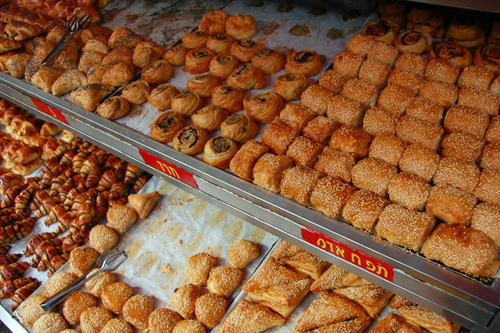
[398,305,461,333]
[271,240,304,260]
[310,264,350,292]
[333,283,394,318]
[371,313,424,333]
[389,295,415,309]
[280,251,330,280]
[128,191,161,219]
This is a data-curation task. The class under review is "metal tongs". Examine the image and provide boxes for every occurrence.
[41,13,93,66]
[40,250,127,312]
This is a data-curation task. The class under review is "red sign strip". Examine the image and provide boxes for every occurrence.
[30,97,69,125]
[139,149,198,189]
[301,227,394,281]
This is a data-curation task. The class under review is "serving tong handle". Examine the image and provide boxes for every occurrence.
[41,13,93,66]
[40,250,127,312]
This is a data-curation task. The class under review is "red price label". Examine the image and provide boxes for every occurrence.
[30,98,69,125]
[301,228,394,281]
[139,149,198,189]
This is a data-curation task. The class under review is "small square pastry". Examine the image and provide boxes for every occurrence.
[481,143,500,171]
[441,132,485,164]
[376,204,435,251]
[486,116,500,143]
[377,84,413,116]
[286,136,324,167]
[433,157,480,194]
[426,185,477,225]
[405,96,445,124]
[362,106,399,137]
[420,79,458,107]
[358,58,391,86]
[472,202,500,247]
[300,84,334,116]
[444,105,489,139]
[262,118,299,155]
[458,65,495,90]
[424,58,460,84]
[474,168,500,205]
[367,41,399,65]
[342,190,389,232]
[310,264,350,292]
[394,52,428,75]
[280,103,316,131]
[230,140,269,181]
[369,133,407,166]
[302,116,340,144]
[310,176,356,219]
[388,69,425,94]
[352,157,398,197]
[329,125,373,159]
[326,94,365,127]
[252,153,293,193]
[280,166,322,206]
[399,145,440,183]
[396,116,444,151]
[314,147,355,183]
[347,33,375,57]
[333,50,364,77]
[458,86,500,116]
[341,78,380,107]
[318,70,348,93]
[280,251,330,280]
[271,240,304,260]
[388,172,431,211]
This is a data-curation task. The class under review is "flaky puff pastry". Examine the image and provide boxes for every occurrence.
[199,10,229,34]
[207,33,234,54]
[371,313,424,333]
[172,91,205,117]
[128,191,162,219]
[398,304,461,333]
[173,125,209,156]
[361,19,398,44]
[147,83,178,111]
[141,60,174,85]
[52,69,87,96]
[6,53,31,79]
[122,80,151,105]
[285,49,325,76]
[227,64,267,90]
[31,67,65,93]
[203,137,238,169]
[228,239,260,270]
[150,112,185,143]
[230,139,269,181]
[244,91,284,124]
[221,114,258,144]
[262,118,299,155]
[212,85,245,113]
[209,54,239,79]
[133,41,165,68]
[101,61,135,87]
[251,48,285,74]
[226,14,258,40]
[186,253,217,286]
[71,83,114,111]
[164,44,188,67]
[191,105,227,132]
[229,39,264,62]
[310,264,350,292]
[185,48,215,74]
[97,96,131,120]
[280,103,316,132]
[182,30,208,49]
[275,73,308,101]
[186,73,221,98]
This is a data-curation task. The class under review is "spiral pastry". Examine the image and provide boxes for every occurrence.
[121,80,150,105]
[474,43,500,74]
[191,105,228,132]
[251,49,285,74]
[182,30,208,49]
[274,73,308,101]
[229,39,264,62]
[186,73,221,98]
[207,33,235,54]
[141,60,174,84]
[164,44,188,66]
[150,112,185,143]
[199,10,229,34]
[227,64,267,90]
[212,85,246,113]
[147,83,179,111]
[220,114,259,144]
[203,136,238,169]
[173,125,209,156]
[394,30,432,54]
[447,13,486,48]
[285,49,324,76]
[430,41,473,68]
[361,19,398,44]
[209,54,240,79]
[96,96,130,120]
[243,91,284,124]
[185,48,216,74]
[226,14,258,40]
[171,91,205,117]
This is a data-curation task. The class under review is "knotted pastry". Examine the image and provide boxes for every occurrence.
[52,69,87,96]
[212,85,245,113]
[171,91,204,117]
[230,140,269,181]
[430,41,472,68]
[275,73,308,101]
[31,67,65,93]
[361,19,398,44]
[72,83,114,112]
[285,49,324,76]
[82,39,110,54]
[227,64,266,90]
[147,83,178,111]
[150,112,185,143]
[253,153,293,193]
[102,47,133,66]
[203,137,238,169]
[181,30,208,49]
[251,48,285,74]
[129,191,162,219]
[199,10,229,34]
[108,27,143,49]
[226,14,258,40]
[0,38,22,54]
[229,39,264,62]
[173,125,208,156]
[132,41,165,68]
[474,43,500,74]
[122,80,151,105]
[185,47,215,74]
[244,91,284,124]
[186,73,221,98]
[164,44,188,66]
[5,53,31,79]
[447,13,486,48]
[394,30,432,54]
[206,33,234,54]
[191,105,227,132]
[97,96,131,120]
[102,62,135,87]
[4,21,44,41]
[86,64,109,84]
[220,114,258,144]
[141,60,174,84]
[209,54,239,79]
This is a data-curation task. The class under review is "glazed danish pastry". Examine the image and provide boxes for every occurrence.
[96,96,131,120]
[243,91,284,124]
[141,60,174,85]
[227,64,267,90]
[212,85,245,113]
[203,137,238,169]
[182,30,208,49]
[229,140,269,181]
[191,105,227,132]
[209,54,239,79]
[172,125,209,156]
[285,49,325,76]
[251,49,285,74]
[430,41,473,68]
[164,44,188,67]
[229,39,264,62]
[474,43,500,74]
[253,153,293,193]
[361,19,398,44]
[206,33,234,54]
[150,112,185,143]
[147,83,179,111]
[394,30,432,54]
[121,80,150,105]
[171,91,204,117]
[220,114,259,144]
[199,10,229,34]
[226,14,258,40]
[185,48,215,74]
[186,74,221,98]
[274,73,308,101]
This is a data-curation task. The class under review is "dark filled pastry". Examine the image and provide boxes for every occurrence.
[227,64,267,90]
[406,6,445,38]
[251,49,285,74]
[172,125,209,156]
[151,112,185,143]
[203,137,238,169]
[285,49,325,76]
[147,83,179,111]
[171,91,205,117]
[212,85,245,113]
[209,54,239,79]
[220,114,259,144]
[185,48,215,74]
[244,91,284,124]
[274,73,308,101]
[474,43,500,74]
[361,19,398,44]
[430,41,473,68]
[447,12,486,48]
[394,30,432,54]
[229,39,264,62]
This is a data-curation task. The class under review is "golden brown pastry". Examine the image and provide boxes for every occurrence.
[172,284,200,319]
[285,49,324,76]
[186,253,217,286]
[203,136,237,169]
[426,185,477,225]
[280,103,318,133]
[347,33,376,57]
[141,60,174,85]
[448,13,486,48]
[311,175,355,219]
[398,144,439,182]
[317,70,347,94]
[486,116,500,143]
[388,171,431,211]
[86,64,109,84]
[251,48,285,74]
[70,246,99,276]
[433,157,480,194]
[394,30,432,54]
[71,83,114,112]
[97,96,131,120]
[100,319,133,333]
[274,73,308,101]
[343,189,389,232]
[51,69,87,96]
[191,105,227,132]
[333,50,364,78]
[108,27,143,49]
[31,67,65,93]
[173,320,206,333]
[186,73,221,98]
[481,143,500,172]
[230,139,269,181]
[405,96,444,125]
[286,136,324,167]
[209,54,239,80]
[78,51,105,73]
[89,224,119,254]
[80,307,113,333]
[341,77,380,107]
[396,115,444,151]
[182,30,208,49]
[33,313,69,333]
[101,282,133,314]
[226,14,258,40]
[121,80,150,105]
[185,48,215,74]
[280,166,322,206]
[122,294,154,330]
[361,19,398,44]
[314,146,354,183]
[164,44,188,66]
[243,91,284,124]
[362,106,398,138]
[352,157,397,197]
[458,65,495,90]
[43,272,78,298]
[459,86,500,116]
[85,269,116,298]
[229,39,263,62]
[369,133,407,166]
[430,41,472,68]
[128,191,162,219]
[54,49,80,70]
[0,38,22,54]
[83,39,110,54]
[199,10,229,34]
[173,125,209,156]
[441,132,485,164]
[472,203,500,247]
[303,116,340,145]
[171,91,204,117]
[148,309,182,333]
[4,21,43,41]
[474,168,500,206]
[220,114,258,144]
[227,239,260,269]
[310,264,350,292]
[252,153,293,192]
[398,304,461,333]
[372,312,423,333]
[367,41,399,65]
[62,291,97,326]
[106,204,138,234]
[212,85,245,113]
[150,112,185,144]
[227,64,266,90]
[132,41,164,68]
[490,20,500,43]
[102,47,134,66]
[394,52,428,75]
[5,53,31,79]
[327,94,365,127]
[19,294,47,328]
[329,125,373,159]
[388,69,425,95]
[195,293,227,328]
[207,266,243,297]
[206,33,234,54]
[425,59,461,85]
[377,84,413,117]
[262,118,299,155]
[300,84,334,116]
[358,58,391,87]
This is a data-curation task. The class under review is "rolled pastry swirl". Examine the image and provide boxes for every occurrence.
[164,44,188,67]
[97,96,130,120]
[207,33,234,54]
[226,14,258,40]
[203,136,238,169]
[274,73,308,101]
[394,30,432,54]
[209,54,240,79]
[227,64,267,90]
[220,113,259,144]
[361,19,398,44]
[173,125,209,156]
[430,41,473,68]
[182,30,208,49]
[147,83,179,111]
[474,43,500,74]
[285,49,324,76]
[251,49,285,74]
[229,39,264,62]
[191,105,227,132]
[199,10,229,34]
[186,73,221,98]
[212,85,245,113]
[171,91,205,117]
[185,48,215,74]
[244,91,284,124]
[150,112,185,143]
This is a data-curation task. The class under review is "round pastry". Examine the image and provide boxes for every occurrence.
[227,239,259,269]
[226,14,258,40]
[251,48,285,74]
[212,85,245,113]
[361,19,398,44]
[191,105,227,132]
[43,272,77,298]
[122,294,154,330]
[19,294,47,328]
[106,204,138,234]
[185,48,215,74]
[203,136,238,169]
[62,291,97,326]
[173,320,206,333]
[121,80,150,105]
[89,224,120,253]
[207,266,243,297]
[207,33,234,54]
[474,43,500,74]
[186,253,218,286]
[33,313,68,333]
[379,0,407,16]
[199,10,229,34]
[171,91,205,117]
[70,246,99,276]
[147,83,179,111]
[394,30,432,54]
[182,30,208,49]
[148,309,182,333]
[101,282,134,314]
[151,112,185,143]
[285,49,324,76]
[274,73,308,101]
[430,41,473,68]
[490,20,500,43]
[220,114,259,144]
[447,13,486,48]
[171,284,200,319]
[209,54,239,79]
[97,96,131,120]
[141,60,174,84]
[164,44,189,66]
[85,269,116,297]
[186,73,221,98]
[100,319,133,333]
[243,91,284,124]
[102,62,135,87]
[229,39,264,62]
[227,64,267,90]
[132,41,165,68]
[80,307,113,333]
[194,293,228,328]
[172,125,209,156]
